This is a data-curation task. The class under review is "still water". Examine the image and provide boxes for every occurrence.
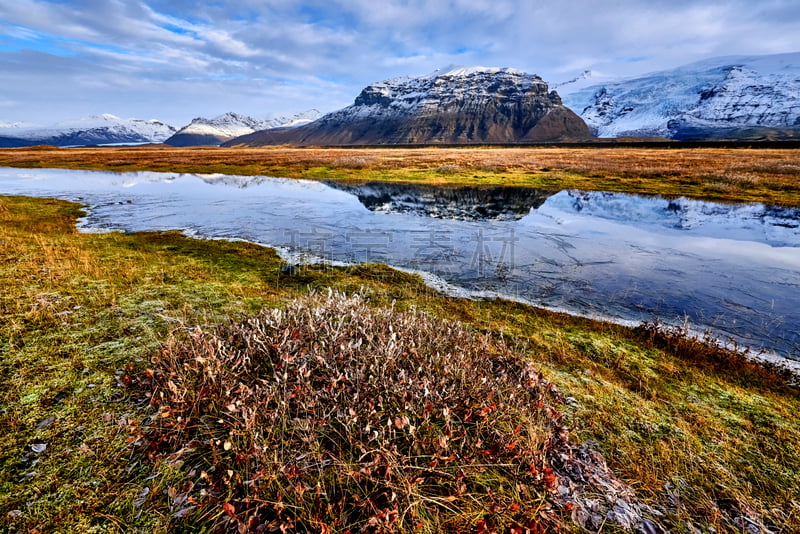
[2,167,799,360]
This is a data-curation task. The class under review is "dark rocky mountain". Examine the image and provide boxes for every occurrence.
[224,66,591,146]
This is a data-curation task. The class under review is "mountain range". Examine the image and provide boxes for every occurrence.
[0,114,176,148]
[0,111,321,148]
[225,66,591,146]
[561,52,800,140]
[2,52,799,146]
[164,111,322,146]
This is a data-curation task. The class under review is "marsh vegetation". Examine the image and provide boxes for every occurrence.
[2,195,799,532]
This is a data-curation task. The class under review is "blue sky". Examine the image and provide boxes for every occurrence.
[0,0,799,126]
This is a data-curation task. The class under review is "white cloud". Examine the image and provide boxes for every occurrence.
[0,0,798,124]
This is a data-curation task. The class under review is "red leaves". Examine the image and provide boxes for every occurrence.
[480,443,501,457]
[222,501,236,518]
[543,467,557,490]
[366,505,399,529]
[282,463,299,480]
[476,519,501,534]
[137,292,577,533]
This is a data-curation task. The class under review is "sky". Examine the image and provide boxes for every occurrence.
[0,0,799,126]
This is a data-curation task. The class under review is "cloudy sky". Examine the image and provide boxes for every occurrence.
[1,0,798,126]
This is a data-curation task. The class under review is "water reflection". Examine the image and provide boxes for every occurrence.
[1,167,798,361]
[325,182,556,221]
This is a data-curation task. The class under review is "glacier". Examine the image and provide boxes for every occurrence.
[561,52,800,139]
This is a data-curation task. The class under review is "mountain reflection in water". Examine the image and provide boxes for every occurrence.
[325,182,555,221]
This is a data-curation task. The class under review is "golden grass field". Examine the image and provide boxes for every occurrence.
[0,145,799,206]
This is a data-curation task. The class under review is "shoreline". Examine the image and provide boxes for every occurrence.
[71,195,800,376]
[1,145,799,208]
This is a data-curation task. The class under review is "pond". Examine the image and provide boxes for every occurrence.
[2,167,799,361]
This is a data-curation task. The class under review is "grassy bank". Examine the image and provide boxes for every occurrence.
[2,195,799,533]
[0,145,799,207]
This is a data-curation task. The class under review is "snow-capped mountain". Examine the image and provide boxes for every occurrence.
[165,110,322,146]
[0,114,176,147]
[225,66,590,146]
[562,52,800,139]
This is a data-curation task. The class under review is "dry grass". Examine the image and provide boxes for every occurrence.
[138,291,656,532]
[0,145,799,206]
[3,194,800,533]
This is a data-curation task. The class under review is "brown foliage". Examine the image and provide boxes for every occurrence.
[137,292,658,532]
[2,145,799,207]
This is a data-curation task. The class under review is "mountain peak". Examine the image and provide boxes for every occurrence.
[225,67,590,146]
[431,65,528,77]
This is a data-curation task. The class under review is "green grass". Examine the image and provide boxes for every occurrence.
[2,195,799,533]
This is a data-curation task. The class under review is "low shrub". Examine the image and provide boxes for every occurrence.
[333,156,376,169]
[436,164,461,174]
[139,291,660,532]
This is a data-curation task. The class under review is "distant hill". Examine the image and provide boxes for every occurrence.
[562,52,800,140]
[164,111,322,147]
[224,66,591,146]
[0,114,176,147]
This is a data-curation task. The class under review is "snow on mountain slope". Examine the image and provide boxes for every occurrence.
[551,70,609,94]
[274,110,323,128]
[165,110,322,146]
[0,114,176,147]
[176,112,274,139]
[226,65,591,146]
[562,52,800,139]
[335,65,544,120]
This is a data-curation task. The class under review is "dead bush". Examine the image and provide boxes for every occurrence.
[332,155,376,169]
[437,164,461,174]
[138,291,662,532]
